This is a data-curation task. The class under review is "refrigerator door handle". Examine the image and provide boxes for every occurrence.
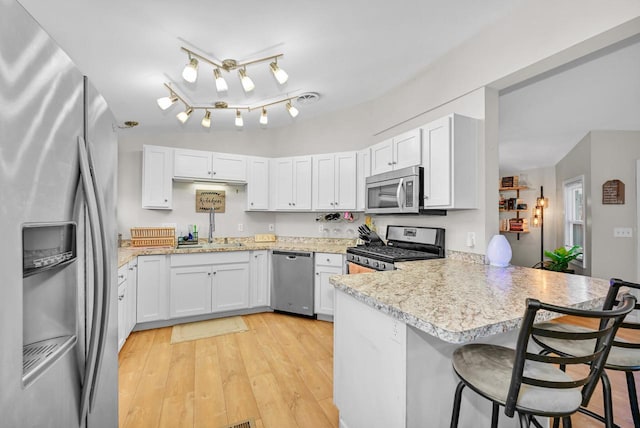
[77,135,105,423]
[86,135,112,412]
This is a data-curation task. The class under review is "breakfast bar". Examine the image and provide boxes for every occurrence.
[330,259,612,428]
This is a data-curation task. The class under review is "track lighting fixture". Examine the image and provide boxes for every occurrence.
[176,107,193,124]
[235,110,243,128]
[201,110,211,128]
[238,68,255,92]
[213,68,228,93]
[179,47,288,93]
[182,57,198,83]
[286,101,299,118]
[269,60,288,84]
[158,83,305,129]
[156,94,178,110]
[259,107,268,125]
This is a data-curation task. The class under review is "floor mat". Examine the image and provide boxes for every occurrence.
[170,316,248,344]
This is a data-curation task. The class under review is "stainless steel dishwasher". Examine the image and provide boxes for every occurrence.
[272,250,315,317]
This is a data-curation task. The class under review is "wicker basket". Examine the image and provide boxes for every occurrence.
[130,227,176,247]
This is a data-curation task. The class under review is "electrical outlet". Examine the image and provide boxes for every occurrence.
[268,224,274,232]
[614,227,633,238]
[237,223,244,232]
[319,224,325,233]
[466,232,476,248]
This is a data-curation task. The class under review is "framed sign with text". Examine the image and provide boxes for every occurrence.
[602,179,624,205]
[195,189,226,213]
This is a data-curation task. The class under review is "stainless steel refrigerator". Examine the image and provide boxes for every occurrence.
[0,1,119,426]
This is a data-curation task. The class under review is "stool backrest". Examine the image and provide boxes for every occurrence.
[602,278,640,369]
[504,293,636,417]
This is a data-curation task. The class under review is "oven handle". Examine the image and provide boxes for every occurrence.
[396,178,404,209]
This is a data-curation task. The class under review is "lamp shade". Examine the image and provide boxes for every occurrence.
[486,234,512,267]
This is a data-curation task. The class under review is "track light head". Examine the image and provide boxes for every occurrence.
[213,68,228,92]
[235,110,243,128]
[201,110,211,128]
[177,107,193,123]
[182,57,199,83]
[286,101,299,118]
[259,107,268,125]
[157,95,178,110]
[269,61,288,84]
[238,68,255,92]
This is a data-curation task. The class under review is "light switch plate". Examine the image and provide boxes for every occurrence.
[614,227,633,238]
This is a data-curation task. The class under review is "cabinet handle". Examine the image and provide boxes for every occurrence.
[251,202,254,206]
[292,202,296,206]
[213,171,217,175]
[118,294,125,301]
[208,171,212,175]
[387,162,392,166]
[316,272,319,276]
[164,199,168,202]
[326,258,331,263]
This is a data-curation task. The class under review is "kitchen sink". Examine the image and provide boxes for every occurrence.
[176,242,244,250]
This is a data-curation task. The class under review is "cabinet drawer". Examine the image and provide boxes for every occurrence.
[315,252,344,268]
[170,251,250,267]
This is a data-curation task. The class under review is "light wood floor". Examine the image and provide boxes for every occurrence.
[118,312,338,428]
[118,313,639,428]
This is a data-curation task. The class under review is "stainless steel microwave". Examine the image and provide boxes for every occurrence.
[365,166,424,214]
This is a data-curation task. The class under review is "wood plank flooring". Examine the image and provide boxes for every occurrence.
[119,313,638,428]
[118,313,338,428]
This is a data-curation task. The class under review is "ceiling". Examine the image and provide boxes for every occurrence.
[18,0,521,132]
[498,35,640,172]
[16,0,639,171]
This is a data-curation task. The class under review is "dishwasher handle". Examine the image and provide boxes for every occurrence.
[272,250,312,258]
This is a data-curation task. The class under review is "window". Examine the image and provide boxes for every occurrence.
[564,176,585,266]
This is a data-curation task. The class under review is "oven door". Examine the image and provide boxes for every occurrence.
[365,175,420,214]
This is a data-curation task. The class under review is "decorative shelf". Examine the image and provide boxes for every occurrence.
[499,183,529,240]
[500,229,530,234]
[499,209,529,213]
[499,186,529,191]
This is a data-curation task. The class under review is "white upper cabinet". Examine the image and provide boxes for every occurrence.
[370,128,421,175]
[174,148,247,182]
[246,156,270,210]
[313,152,357,211]
[421,114,477,209]
[356,149,371,212]
[142,145,173,209]
[272,156,312,210]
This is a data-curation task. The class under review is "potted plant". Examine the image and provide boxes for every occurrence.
[542,245,582,272]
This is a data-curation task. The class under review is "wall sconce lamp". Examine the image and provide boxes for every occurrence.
[179,47,288,93]
[157,83,303,129]
[532,186,548,267]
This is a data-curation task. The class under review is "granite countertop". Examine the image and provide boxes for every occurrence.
[117,237,355,268]
[329,258,612,344]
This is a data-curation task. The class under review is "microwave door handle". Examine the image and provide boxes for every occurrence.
[396,178,404,209]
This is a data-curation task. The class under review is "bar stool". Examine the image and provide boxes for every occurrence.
[532,278,640,427]
[450,294,636,428]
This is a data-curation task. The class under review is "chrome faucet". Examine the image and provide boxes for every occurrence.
[208,207,215,243]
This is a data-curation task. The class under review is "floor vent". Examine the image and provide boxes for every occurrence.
[222,418,255,428]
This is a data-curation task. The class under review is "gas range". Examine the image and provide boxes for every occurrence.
[346,225,445,271]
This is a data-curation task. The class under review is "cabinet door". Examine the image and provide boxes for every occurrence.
[247,157,270,210]
[137,255,168,323]
[370,140,394,175]
[212,152,247,182]
[334,152,357,210]
[212,263,250,312]
[117,281,127,352]
[249,250,270,307]
[422,116,451,207]
[273,158,294,209]
[357,149,371,211]
[393,128,422,170]
[313,154,336,210]
[174,148,212,180]
[292,156,312,210]
[315,265,342,316]
[126,260,138,336]
[170,266,212,318]
[141,145,173,209]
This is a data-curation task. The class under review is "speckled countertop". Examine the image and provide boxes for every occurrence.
[329,258,612,344]
[117,237,355,268]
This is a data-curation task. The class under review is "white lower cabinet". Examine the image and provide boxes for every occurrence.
[117,265,128,352]
[126,259,138,336]
[314,252,345,317]
[137,255,169,323]
[249,250,270,307]
[169,252,250,319]
[170,265,213,318]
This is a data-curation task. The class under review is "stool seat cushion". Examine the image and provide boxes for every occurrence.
[452,344,582,415]
[534,322,640,370]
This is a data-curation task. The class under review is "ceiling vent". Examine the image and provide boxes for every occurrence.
[296,92,320,105]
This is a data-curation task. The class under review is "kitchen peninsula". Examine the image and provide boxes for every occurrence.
[330,259,611,428]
